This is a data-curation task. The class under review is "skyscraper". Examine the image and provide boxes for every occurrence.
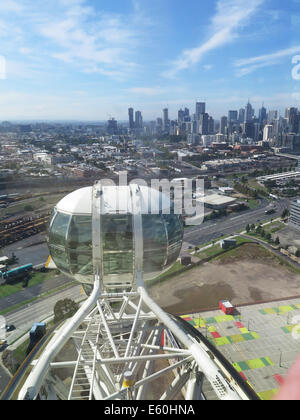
[163,108,170,133]
[244,101,253,123]
[239,108,245,124]
[199,113,209,135]
[195,102,206,119]
[228,110,238,123]
[258,105,267,124]
[128,108,134,130]
[220,116,228,135]
[135,111,143,130]
[263,124,273,141]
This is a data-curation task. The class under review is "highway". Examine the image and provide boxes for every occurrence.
[4,283,83,345]
[182,198,289,251]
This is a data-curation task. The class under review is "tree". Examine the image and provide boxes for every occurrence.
[275,237,280,245]
[296,249,300,258]
[54,299,79,323]
[246,224,250,233]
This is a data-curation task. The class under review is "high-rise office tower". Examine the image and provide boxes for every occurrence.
[199,113,209,135]
[244,101,253,123]
[239,108,245,124]
[263,124,273,141]
[228,110,238,123]
[268,110,278,123]
[220,116,228,135]
[286,107,299,133]
[163,108,170,133]
[128,108,134,130]
[258,105,267,124]
[195,102,206,119]
[178,109,185,124]
[208,116,215,134]
[107,118,118,135]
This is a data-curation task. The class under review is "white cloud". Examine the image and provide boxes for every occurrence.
[0,1,24,13]
[163,0,264,78]
[234,45,300,76]
[35,2,142,80]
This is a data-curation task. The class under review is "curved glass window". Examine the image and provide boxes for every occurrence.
[142,215,167,275]
[102,215,133,279]
[49,212,70,247]
[163,214,184,265]
[50,245,70,273]
[48,211,183,285]
[68,216,92,252]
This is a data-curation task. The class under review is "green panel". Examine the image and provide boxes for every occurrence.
[233,363,242,373]
[229,334,245,343]
[281,327,290,334]
[214,315,234,323]
[278,305,294,313]
[238,361,251,371]
[257,389,278,401]
[259,309,266,315]
[205,317,216,324]
[242,333,255,341]
[247,358,265,369]
[264,308,277,315]
[214,337,231,346]
[261,357,273,367]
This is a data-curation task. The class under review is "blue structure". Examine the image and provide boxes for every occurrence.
[0,264,33,282]
[30,323,46,341]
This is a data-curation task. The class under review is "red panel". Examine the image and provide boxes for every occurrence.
[239,372,247,381]
[274,374,285,386]
[235,322,244,328]
[211,332,221,339]
[161,330,164,347]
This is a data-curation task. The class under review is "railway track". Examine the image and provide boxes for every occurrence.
[0,214,51,248]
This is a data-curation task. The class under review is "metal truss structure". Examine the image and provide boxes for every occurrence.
[16,182,258,401]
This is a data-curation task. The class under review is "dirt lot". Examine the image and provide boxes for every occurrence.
[149,243,300,314]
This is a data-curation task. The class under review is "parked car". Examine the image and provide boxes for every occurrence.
[6,324,16,332]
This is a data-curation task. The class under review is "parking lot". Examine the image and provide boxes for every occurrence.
[182,297,300,400]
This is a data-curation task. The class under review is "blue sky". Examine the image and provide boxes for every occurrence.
[0,0,300,121]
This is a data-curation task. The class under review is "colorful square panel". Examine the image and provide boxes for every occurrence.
[247,358,265,369]
[278,305,294,313]
[214,337,231,346]
[257,389,278,401]
[242,333,255,341]
[230,334,245,343]
[214,315,235,323]
[273,375,284,386]
[205,317,216,324]
[239,327,249,334]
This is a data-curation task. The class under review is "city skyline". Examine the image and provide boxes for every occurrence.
[0,0,299,120]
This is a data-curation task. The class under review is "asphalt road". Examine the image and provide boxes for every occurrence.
[4,284,83,345]
[0,274,73,313]
[181,198,289,251]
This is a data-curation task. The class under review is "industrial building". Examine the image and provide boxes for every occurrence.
[197,193,237,210]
